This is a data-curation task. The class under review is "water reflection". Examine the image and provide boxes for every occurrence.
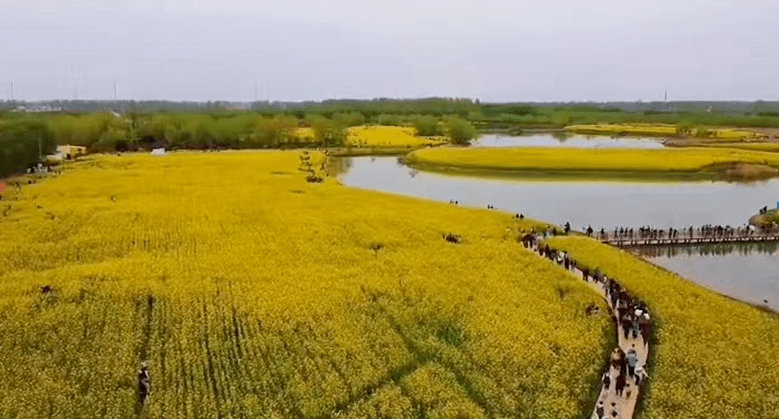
[633,241,779,258]
[638,242,779,311]
[471,134,665,149]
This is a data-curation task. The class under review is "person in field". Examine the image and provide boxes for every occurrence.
[138,363,151,403]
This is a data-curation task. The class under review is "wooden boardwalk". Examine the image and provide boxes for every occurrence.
[527,239,650,419]
[596,233,779,247]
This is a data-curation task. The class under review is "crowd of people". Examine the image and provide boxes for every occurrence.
[523,232,652,419]
[588,223,779,244]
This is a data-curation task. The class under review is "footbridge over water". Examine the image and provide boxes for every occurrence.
[592,229,779,247]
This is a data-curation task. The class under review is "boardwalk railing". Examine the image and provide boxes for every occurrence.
[592,230,779,247]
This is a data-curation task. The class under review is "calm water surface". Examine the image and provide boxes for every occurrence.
[636,243,779,311]
[338,157,779,229]
[472,134,665,149]
[337,156,779,310]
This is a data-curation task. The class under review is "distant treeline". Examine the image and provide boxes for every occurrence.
[0,111,478,172]
[3,97,779,177]
[4,98,779,115]
[4,99,779,131]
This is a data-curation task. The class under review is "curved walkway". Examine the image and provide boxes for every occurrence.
[526,237,652,419]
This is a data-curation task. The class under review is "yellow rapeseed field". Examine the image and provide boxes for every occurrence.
[697,142,779,153]
[0,151,610,418]
[406,147,779,179]
[346,126,448,148]
[566,124,759,140]
[566,124,678,137]
[294,127,316,141]
[546,236,779,419]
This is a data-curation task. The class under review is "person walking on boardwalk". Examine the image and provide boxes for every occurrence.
[626,345,638,378]
[634,364,647,386]
[615,371,626,397]
[610,348,625,372]
[595,400,605,419]
[639,312,652,347]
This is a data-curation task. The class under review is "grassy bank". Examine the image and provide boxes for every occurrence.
[751,208,779,226]
[406,147,779,180]
[0,151,609,418]
[546,236,779,419]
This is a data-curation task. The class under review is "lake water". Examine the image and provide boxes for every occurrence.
[472,133,665,149]
[635,243,779,311]
[337,157,779,229]
[336,156,779,311]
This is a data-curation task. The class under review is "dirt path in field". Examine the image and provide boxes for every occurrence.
[526,237,651,419]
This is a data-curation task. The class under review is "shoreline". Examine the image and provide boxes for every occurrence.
[403,147,779,182]
[402,160,778,183]
[632,251,779,318]
[326,151,779,319]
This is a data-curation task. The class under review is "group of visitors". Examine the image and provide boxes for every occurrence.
[595,283,651,419]
[590,223,778,244]
[605,279,652,347]
[535,241,577,272]
[523,232,651,419]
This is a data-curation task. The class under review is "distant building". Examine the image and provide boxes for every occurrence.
[11,105,63,113]
[56,145,87,160]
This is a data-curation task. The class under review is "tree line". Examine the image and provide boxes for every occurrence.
[0,111,478,176]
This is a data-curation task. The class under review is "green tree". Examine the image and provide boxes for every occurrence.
[412,115,441,136]
[445,117,478,145]
[308,114,346,146]
[254,115,297,148]
[676,121,694,136]
[332,112,365,127]
[191,123,214,149]
[693,126,712,138]
[378,114,402,126]
[0,120,57,177]
[92,128,131,152]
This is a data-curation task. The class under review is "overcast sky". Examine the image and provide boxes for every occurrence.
[1,0,777,102]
